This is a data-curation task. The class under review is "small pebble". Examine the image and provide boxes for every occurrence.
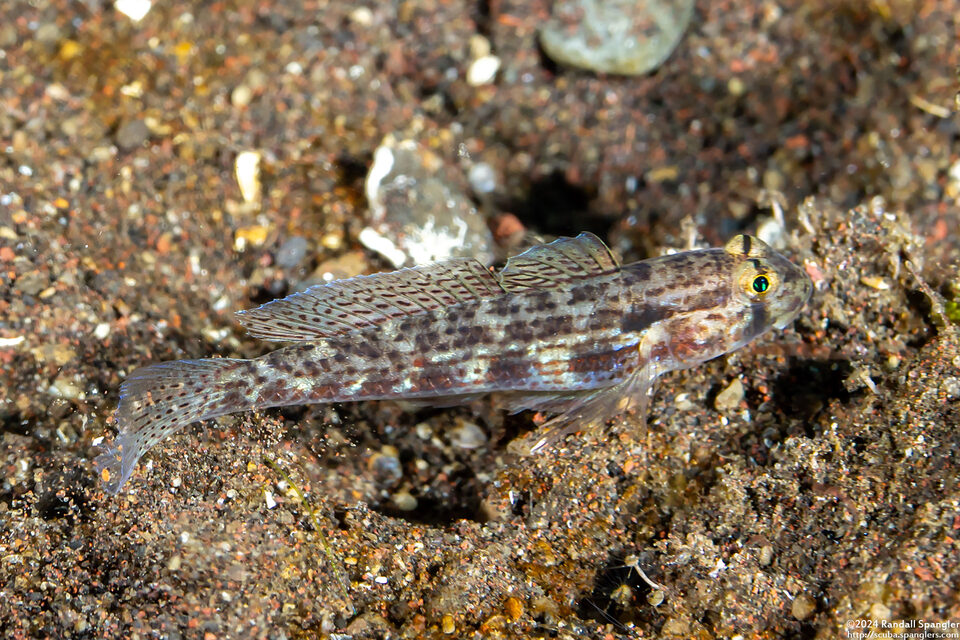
[449,420,487,449]
[15,272,47,296]
[727,76,746,97]
[468,34,491,59]
[441,614,455,635]
[276,236,309,268]
[758,545,774,566]
[946,159,960,199]
[0,24,17,49]
[369,448,403,487]
[231,85,253,108]
[115,119,150,150]
[391,491,418,512]
[51,375,82,400]
[349,6,373,26]
[673,392,696,412]
[791,593,816,620]
[504,597,523,622]
[869,602,892,621]
[860,275,891,290]
[33,343,76,366]
[234,225,269,251]
[35,23,61,45]
[940,377,960,400]
[115,0,152,21]
[540,0,694,75]
[235,151,262,206]
[93,323,111,339]
[319,232,344,250]
[415,422,433,440]
[490,213,525,247]
[660,616,690,635]
[468,163,497,194]
[466,55,501,86]
[714,378,744,413]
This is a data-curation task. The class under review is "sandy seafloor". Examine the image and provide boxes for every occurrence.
[1,0,959,638]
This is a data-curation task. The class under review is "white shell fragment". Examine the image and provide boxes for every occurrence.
[235,150,262,206]
[467,55,501,86]
[358,227,408,268]
[362,136,495,268]
[468,162,497,195]
[115,0,153,22]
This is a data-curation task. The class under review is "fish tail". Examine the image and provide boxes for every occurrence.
[95,358,253,494]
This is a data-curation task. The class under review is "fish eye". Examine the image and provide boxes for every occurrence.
[737,263,778,299]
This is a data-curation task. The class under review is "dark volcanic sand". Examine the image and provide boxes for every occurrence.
[1,1,958,638]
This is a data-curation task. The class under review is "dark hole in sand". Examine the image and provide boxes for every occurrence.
[577,550,661,629]
[507,169,610,240]
[768,359,853,434]
[376,493,486,526]
[36,469,91,523]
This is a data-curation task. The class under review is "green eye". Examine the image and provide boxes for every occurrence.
[752,275,770,294]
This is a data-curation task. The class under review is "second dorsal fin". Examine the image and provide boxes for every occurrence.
[237,259,504,342]
[498,232,620,292]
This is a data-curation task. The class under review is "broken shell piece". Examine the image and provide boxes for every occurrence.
[467,55,501,86]
[362,136,495,267]
[235,150,262,207]
[115,0,152,22]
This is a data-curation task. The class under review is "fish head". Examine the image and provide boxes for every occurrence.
[723,234,813,338]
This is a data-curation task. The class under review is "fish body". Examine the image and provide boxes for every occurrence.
[96,233,812,493]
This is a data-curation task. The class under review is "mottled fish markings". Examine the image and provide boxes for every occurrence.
[96,233,812,493]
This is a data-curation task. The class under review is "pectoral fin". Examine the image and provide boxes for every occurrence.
[521,359,659,454]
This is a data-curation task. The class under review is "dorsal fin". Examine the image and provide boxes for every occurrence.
[498,232,620,292]
[237,259,505,341]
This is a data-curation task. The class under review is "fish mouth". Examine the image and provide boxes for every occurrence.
[772,278,813,330]
[773,310,801,330]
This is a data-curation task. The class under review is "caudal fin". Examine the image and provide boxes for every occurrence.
[95,358,251,494]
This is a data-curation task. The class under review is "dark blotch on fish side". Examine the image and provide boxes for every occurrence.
[623,305,673,333]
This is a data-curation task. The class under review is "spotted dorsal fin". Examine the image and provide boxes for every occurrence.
[237,259,505,341]
[498,232,620,292]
